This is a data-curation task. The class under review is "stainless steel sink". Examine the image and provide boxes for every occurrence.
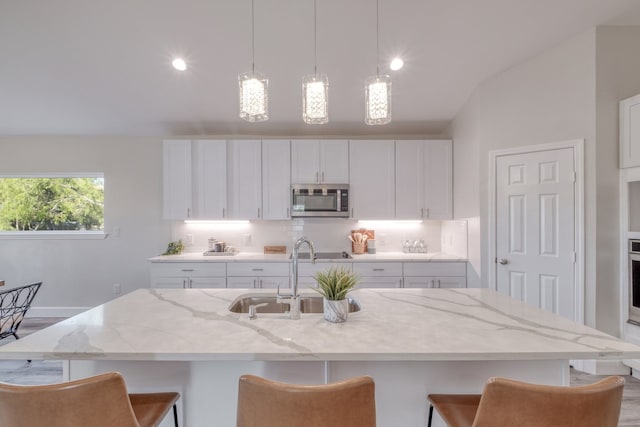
[228,294,361,314]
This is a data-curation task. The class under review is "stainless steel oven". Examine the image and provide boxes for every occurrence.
[629,239,640,325]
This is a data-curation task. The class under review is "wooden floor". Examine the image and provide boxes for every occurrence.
[2,318,640,426]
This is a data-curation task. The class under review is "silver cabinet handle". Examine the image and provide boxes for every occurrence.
[315,171,319,182]
[437,280,441,288]
[189,279,193,288]
[253,279,257,288]
[259,279,264,288]
[398,279,403,288]
[252,268,264,272]
[499,258,509,265]
[257,208,261,218]
[181,269,194,272]
[187,208,191,218]
[373,268,384,272]
[321,171,325,182]
[222,207,225,218]
[286,207,290,218]
[421,208,424,218]
[183,279,187,289]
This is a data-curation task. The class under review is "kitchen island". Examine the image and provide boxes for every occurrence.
[1,288,639,426]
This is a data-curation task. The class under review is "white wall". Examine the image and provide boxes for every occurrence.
[595,26,640,335]
[450,29,600,326]
[0,137,169,314]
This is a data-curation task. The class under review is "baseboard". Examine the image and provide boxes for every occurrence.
[573,359,631,375]
[26,306,89,318]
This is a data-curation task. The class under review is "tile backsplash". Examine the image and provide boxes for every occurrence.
[172,219,467,256]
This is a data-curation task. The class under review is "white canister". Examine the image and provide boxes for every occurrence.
[367,239,376,254]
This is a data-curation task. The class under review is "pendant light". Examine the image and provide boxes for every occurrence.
[302,0,329,124]
[365,0,391,125]
[239,0,268,122]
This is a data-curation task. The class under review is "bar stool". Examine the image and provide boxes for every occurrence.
[0,372,180,427]
[237,374,376,427]
[427,376,624,427]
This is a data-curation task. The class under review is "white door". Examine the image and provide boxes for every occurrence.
[424,141,453,219]
[162,140,192,220]
[395,140,423,219]
[496,147,575,319]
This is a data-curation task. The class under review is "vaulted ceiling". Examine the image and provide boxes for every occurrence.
[2,0,640,136]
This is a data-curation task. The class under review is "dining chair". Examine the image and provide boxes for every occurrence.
[0,282,42,341]
[427,375,625,427]
[236,374,376,427]
[0,371,180,427]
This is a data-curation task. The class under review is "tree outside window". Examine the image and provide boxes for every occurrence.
[0,176,104,232]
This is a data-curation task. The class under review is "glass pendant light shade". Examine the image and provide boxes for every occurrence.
[365,74,391,125]
[238,71,268,122]
[302,74,329,124]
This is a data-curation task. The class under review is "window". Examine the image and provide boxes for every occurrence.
[0,174,104,238]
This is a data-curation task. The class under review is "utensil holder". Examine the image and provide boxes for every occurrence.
[352,242,365,254]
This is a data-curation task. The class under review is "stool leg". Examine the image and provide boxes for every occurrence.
[173,404,178,427]
[427,404,434,427]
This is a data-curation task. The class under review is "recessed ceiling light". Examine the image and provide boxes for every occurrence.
[390,57,404,71]
[172,58,187,71]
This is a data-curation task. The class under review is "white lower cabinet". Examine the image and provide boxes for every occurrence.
[402,262,466,288]
[353,263,403,288]
[226,263,290,289]
[295,262,352,289]
[150,263,227,289]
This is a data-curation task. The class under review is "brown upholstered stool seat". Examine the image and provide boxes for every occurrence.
[130,392,180,427]
[427,376,624,427]
[427,394,481,427]
[0,372,180,427]
[237,374,376,427]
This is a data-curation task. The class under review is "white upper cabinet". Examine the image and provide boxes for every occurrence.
[291,140,349,184]
[193,140,227,219]
[163,140,192,220]
[349,140,395,219]
[396,140,452,220]
[228,140,262,220]
[620,94,640,168]
[262,140,291,220]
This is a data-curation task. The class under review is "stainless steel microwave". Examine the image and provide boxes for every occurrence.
[291,184,349,218]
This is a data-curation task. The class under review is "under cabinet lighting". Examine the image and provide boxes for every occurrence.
[184,220,250,225]
[357,220,423,230]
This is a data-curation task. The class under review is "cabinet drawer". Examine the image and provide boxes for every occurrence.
[402,262,466,277]
[353,262,403,276]
[227,262,290,276]
[297,262,352,277]
[150,262,226,278]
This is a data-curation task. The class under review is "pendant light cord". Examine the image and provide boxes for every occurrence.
[251,0,255,73]
[314,0,317,76]
[376,0,380,76]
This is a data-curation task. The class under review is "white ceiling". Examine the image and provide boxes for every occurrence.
[2,0,640,136]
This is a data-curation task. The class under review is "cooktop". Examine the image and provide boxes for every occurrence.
[290,251,352,260]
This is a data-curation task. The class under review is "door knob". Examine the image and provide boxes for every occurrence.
[499,258,509,265]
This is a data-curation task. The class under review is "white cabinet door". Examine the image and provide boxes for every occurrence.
[319,140,349,183]
[349,140,395,219]
[193,140,227,219]
[291,139,320,183]
[227,277,258,288]
[259,277,289,289]
[395,140,452,220]
[228,140,262,219]
[425,141,452,219]
[190,277,227,289]
[621,94,640,168]
[163,140,192,220]
[395,140,423,219]
[359,277,403,288]
[262,140,291,220]
[151,277,187,289]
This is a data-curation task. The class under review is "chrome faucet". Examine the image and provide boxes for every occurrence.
[278,236,316,319]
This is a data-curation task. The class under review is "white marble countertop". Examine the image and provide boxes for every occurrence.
[148,251,467,263]
[2,288,639,362]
